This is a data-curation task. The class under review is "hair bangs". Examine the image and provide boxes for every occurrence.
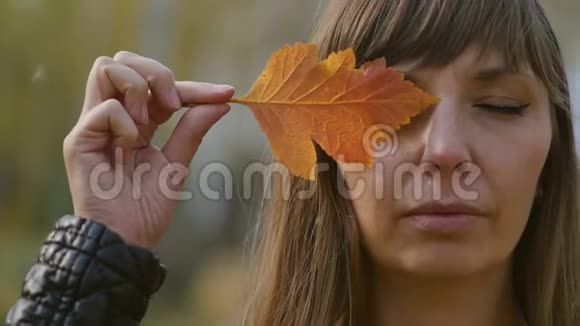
[313,0,567,108]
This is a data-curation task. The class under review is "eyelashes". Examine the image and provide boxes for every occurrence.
[475,103,530,116]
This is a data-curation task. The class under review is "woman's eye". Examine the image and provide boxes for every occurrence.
[475,103,529,116]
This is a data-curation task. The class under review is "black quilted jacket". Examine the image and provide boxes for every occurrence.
[5,215,166,326]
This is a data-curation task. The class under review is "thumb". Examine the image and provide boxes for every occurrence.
[162,104,230,167]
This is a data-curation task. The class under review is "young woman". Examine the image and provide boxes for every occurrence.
[6,0,579,325]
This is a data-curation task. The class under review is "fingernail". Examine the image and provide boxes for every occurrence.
[216,84,235,92]
[169,88,182,111]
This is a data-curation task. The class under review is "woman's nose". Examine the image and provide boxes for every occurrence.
[419,101,471,174]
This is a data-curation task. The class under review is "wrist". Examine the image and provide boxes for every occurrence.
[73,209,157,251]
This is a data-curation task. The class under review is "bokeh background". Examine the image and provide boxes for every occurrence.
[0,0,578,325]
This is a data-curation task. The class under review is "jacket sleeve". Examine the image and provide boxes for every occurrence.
[5,215,166,326]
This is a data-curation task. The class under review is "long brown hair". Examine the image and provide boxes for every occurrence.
[243,1,580,325]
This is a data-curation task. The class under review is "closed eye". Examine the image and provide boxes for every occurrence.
[475,103,529,116]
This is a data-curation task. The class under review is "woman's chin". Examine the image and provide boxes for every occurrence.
[391,243,489,277]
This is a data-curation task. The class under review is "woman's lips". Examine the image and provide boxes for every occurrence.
[403,214,480,233]
[401,201,485,233]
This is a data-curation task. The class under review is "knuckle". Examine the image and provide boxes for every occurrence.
[96,60,116,77]
[159,66,175,82]
[122,76,148,96]
[147,66,175,84]
[102,98,124,110]
[113,50,136,61]
[93,56,114,69]
[132,79,150,94]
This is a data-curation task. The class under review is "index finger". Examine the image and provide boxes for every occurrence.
[146,82,236,126]
[175,81,235,106]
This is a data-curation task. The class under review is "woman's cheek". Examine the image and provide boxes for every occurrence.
[340,153,408,257]
[339,161,393,243]
[471,110,552,258]
[481,110,551,209]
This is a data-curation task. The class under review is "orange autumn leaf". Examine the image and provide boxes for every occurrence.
[231,42,439,180]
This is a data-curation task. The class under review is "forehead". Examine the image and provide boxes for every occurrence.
[394,42,541,86]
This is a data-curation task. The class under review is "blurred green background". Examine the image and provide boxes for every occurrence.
[0,0,578,325]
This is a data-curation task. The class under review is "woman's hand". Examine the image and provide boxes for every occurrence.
[63,51,234,250]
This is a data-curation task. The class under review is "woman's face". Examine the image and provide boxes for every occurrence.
[338,43,552,276]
